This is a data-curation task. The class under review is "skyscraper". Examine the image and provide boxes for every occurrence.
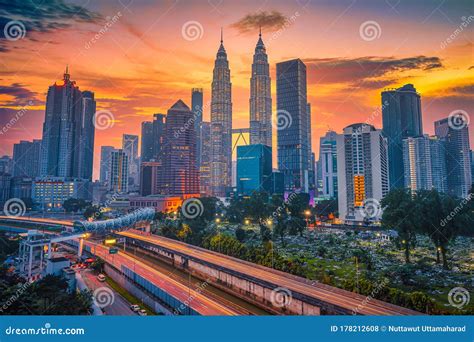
[336,124,389,223]
[382,84,423,189]
[110,149,128,193]
[429,136,448,193]
[152,113,165,160]
[140,121,154,163]
[210,30,232,197]
[199,121,212,196]
[99,146,115,184]
[434,116,472,198]
[319,131,338,199]
[237,144,272,196]
[122,134,139,187]
[192,88,204,165]
[140,161,161,196]
[0,156,12,175]
[13,139,42,178]
[276,59,310,192]
[402,135,432,191]
[249,29,272,148]
[41,67,95,179]
[160,100,199,195]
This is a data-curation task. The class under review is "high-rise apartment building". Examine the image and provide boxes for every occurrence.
[110,149,128,194]
[336,124,389,223]
[434,116,472,198]
[122,134,139,187]
[199,121,212,196]
[319,131,338,199]
[402,135,433,191]
[99,146,115,184]
[13,139,42,178]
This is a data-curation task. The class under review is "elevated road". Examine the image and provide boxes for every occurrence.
[118,230,421,316]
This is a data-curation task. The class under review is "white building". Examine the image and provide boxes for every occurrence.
[336,124,389,223]
[320,131,338,199]
[403,135,433,191]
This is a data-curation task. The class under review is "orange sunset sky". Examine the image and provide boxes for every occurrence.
[0,0,473,180]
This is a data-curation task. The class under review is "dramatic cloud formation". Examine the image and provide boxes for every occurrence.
[304,56,443,85]
[0,0,101,51]
[231,11,289,34]
[0,83,40,106]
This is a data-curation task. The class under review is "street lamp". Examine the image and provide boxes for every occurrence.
[266,219,272,226]
[244,219,250,225]
[215,218,221,224]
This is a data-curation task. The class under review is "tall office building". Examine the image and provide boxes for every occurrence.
[210,31,232,197]
[192,88,204,165]
[140,121,154,163]
[40,67,95,179]
[435,116,472,198]
[336,124,389,223]
[110,149,128,194]
[402,135,433,191]
[78,90,96,180]
[236,144,272,196]
[471,150,474,185]
[382,84,423,189]
[276,59,310,192]
[12,139,42,178]
[99,146,115,184]
[429,136,448,193]
[160,100,199,195]
[199,121,212,196]
[319,131,338,198]
[249,29,272,148]
[122,134,139,187]
[307,103,315,191]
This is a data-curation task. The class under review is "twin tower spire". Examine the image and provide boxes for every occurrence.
[210,27,271,196]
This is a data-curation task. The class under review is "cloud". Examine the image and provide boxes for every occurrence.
[303,56,443,86]
[0,0,101,52]
[231,11,289,34]
[0,83,41,106]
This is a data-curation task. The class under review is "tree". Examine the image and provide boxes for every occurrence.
[63,198,89,213]
[314,198,338,219]
[416,189,469,269]
[235,227,246,242]
[83,205,102,220]
[381,188,418,264]
[286,193,310,219]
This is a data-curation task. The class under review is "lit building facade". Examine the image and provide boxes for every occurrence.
[32,177,90,211]
[110,149,129,194]
[320,131,338,199]
[199,121,212,196]
[336,124,389,223]
[402,135,433,191]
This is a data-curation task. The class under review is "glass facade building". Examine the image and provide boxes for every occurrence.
[236,144,272,196]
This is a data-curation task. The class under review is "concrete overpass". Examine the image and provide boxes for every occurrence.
[0,215,421,316]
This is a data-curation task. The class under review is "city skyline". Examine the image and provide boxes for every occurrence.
[0,1,472,181]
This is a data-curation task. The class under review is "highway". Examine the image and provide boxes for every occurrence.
[119,230,421,316]
[81,269,133,316]
[84,241,241,316]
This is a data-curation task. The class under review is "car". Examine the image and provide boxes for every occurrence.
[138,309,147,316]
[130,304,140,312]
[97,274,106,282]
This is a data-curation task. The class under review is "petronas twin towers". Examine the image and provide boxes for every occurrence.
[210,29,272,197]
